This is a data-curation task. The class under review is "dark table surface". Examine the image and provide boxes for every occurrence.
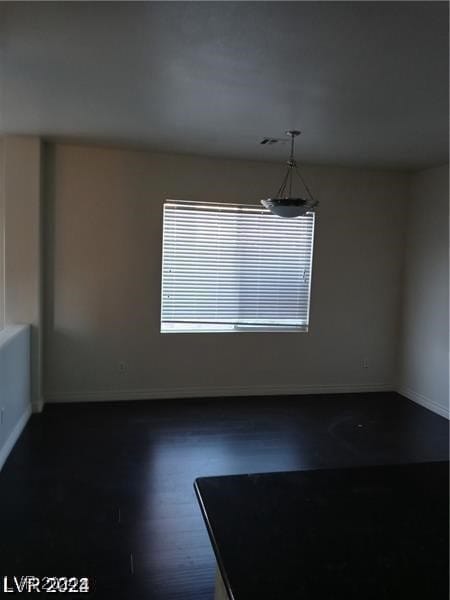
[194,461,449,600]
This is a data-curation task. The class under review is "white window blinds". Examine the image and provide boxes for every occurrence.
[161,200,315,332]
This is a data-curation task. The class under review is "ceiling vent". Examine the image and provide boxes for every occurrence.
[260,137,284,145]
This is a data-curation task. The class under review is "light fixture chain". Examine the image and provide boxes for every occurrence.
[294,165,315,202]
[275,168,290,199]
[290,133,296,163]
[288,164,293,198]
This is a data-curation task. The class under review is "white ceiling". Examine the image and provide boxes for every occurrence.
[0,1,448,170]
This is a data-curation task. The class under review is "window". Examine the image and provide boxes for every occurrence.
[160,200,315,333]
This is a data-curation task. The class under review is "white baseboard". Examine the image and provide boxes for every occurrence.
[44,382,393,403]
[0,406,32,471]
[32,400,44,413]
[397,386,449,419]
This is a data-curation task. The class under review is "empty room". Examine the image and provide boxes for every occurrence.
[0,2,448,599]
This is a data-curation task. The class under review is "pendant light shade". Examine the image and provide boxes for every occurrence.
[261,197,316,218]
[261,130,318,218]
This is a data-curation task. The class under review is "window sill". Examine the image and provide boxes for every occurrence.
[160,326,309,334]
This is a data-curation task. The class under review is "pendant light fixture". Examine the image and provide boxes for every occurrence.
[261,130,318,218]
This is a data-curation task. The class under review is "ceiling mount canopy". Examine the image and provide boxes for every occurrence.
[261,130,318,218]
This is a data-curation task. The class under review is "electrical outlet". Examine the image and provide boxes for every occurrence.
[118,361,128,374]
[361,358,369,369]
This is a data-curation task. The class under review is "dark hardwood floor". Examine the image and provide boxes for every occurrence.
[0,392,448,599]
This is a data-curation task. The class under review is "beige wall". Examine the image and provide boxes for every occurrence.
[3,136,42,410]
[43,142,409,401]
[399,165,449,417]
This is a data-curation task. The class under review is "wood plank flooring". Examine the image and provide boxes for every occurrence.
[0,392,448,599]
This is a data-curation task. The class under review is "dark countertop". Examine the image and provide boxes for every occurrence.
[195,461,449,600]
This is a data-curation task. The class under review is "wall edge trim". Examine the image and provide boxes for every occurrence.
[397,385,449,419]
[32,400,44,413]
[0,405,32,471]
[45,383,394,403]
